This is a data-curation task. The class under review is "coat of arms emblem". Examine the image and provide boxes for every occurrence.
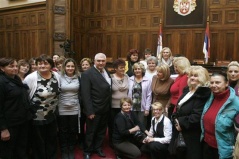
[173,0,197,16]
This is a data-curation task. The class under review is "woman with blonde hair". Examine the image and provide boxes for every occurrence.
[78,57,92,147]
[168,57,191,118]
[169,66,211,159]
[151,65,174,115]
[141,102,172,159]
[158,47,174,74]
[227,61,239,94]
[80,58,92,72]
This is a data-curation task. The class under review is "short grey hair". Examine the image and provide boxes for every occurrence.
[132,62,146,76]
[146,56,158,65]
[94,53,106,60]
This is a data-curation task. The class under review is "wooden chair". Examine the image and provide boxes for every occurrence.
[106,57,113,63]
[118,57,127,61]
[192,59,205,64]
[216,60,230,67]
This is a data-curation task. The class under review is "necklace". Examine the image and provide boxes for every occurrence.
[64,76,73,84]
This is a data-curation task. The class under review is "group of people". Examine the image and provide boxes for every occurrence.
[0,47,239,159]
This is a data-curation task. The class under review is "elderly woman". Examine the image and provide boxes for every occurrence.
[227,61,239,95]
[17,59,30,81]
[112,97,149,159]
[23,54,60,159]
[169,66,211,159]
[201,72,239,159]
[0,57,31,159]
[80,58,92,72]
[109,59,129,147]
[128,62,152,128]
[58,58,80,159]
[158,47,174,74]
[125,49,140,77]
[78,57,92,147]
[145,56,158,80]
[141,102,172,159]
[168,57,191,118]
[152,65,174,112]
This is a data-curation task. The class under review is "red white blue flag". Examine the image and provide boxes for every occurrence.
[157,23,163,57]
[203,22,210,64]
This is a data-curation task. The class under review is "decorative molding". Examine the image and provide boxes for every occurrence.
[211,11,222,24]
[53,32,66,41]
[53,5,66,15]
[225,11,237,23]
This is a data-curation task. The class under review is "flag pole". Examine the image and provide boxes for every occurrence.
[203,16,210,64]
[156,19,163,58]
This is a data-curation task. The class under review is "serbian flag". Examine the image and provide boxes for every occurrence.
[203,22,210,64]
[156,23,163,57]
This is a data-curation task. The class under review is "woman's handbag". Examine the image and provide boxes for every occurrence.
[176,132,186,149]
[133,130,146,143]
[169,131,187,155]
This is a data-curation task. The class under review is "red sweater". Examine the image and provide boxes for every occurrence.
[170,74,188,105]
[203,88,230,148]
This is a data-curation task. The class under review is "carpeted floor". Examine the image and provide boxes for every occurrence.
[58,135,150,159]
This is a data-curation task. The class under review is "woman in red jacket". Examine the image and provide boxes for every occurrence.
[168,57,191,118]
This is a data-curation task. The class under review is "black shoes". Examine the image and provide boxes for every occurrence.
[96,149,106,157]
[83,153,90,159]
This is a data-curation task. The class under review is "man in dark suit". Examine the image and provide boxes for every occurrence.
[81,53,112,159]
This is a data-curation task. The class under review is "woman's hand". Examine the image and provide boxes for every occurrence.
[146,137,154,143]
[144,130,152,137]
[143,136,154,143]
[88,114,95,120]
[175,119,182,131]
[133,125,140,132]
[129,125,140,134]
[144,110,149,116]
[1,129,10,141]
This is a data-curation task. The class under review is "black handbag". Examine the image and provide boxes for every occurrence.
[176,132,186,149]
[133,130,146,143]
[169,132,187,155]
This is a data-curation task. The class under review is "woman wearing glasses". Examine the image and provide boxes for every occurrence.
[141,102,172,159]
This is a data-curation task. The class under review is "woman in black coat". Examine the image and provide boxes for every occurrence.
[112,97,150,159]
[168,66,211,159]
[0,57,31,159]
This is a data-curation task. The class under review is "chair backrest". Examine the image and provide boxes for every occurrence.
[106,57,113,63]
[193,59,204,64]
[217,60,230,67]
[119,57,127,61]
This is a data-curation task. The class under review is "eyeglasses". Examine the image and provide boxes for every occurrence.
[163,52,169,53]
[152,109,163,112]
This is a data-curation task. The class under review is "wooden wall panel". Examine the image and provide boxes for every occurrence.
[71,0,239,64]
[0,32,5,57]
[13,31,20,58]
[0,2,48,60]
